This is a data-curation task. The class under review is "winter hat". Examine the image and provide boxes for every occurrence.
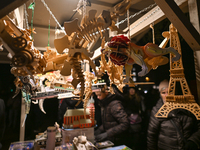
[159,79,169,92]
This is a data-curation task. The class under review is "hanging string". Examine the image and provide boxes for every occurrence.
[41,0,66,34]
[127,9,130,40]
[150,23,155,44]
[74,0,83,15]
[28,2,35,40]
[116,18,119,28]
[116,3,157,27]
[48,16,51,47]
[55,24,58,39]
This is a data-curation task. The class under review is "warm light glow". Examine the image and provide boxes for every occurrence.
[145,77,150,81]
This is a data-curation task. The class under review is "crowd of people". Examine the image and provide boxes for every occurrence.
[1,79,200,150]
[92,80,200,150]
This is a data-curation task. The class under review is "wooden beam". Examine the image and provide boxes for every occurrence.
[124,0,188,38]
[153,0,200,51]
[0,0,28,19]
[188,0,200,103]
[90,0,143,13]
[14,5,24,28]
[90,0,113,7]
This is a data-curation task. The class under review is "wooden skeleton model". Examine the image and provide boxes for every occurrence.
[155,24,200,120]
[102,35,181,83]
[99,53,124,93]
[53,0,133,103]
[83,71,95,117]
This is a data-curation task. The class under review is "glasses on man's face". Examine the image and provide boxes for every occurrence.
[161,91,168,95]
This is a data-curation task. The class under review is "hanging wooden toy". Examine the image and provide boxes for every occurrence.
[155,24,200,120]
[102,34,181,83]
[53,0,134,103]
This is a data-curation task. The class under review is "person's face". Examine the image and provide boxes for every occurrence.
[160,88,168,103]
[95,91,107,100]
[129,88,136,95]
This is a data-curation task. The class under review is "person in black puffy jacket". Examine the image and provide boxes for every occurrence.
[94,84,129,146]
[147,79,200,150]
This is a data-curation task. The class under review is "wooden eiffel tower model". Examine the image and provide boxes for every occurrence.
[155,24,200,120]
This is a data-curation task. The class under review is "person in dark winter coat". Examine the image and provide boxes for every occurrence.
[147,79,200,150]
[94,85,129,146]
[123,86,145,149]
[57,98,83,127]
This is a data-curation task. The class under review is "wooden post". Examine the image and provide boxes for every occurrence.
[17,4,25,141]
[0,0,28,19]
[188,0,200,103]
[20,92,26,141]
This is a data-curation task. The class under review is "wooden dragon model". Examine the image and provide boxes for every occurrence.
[102,35,181,83]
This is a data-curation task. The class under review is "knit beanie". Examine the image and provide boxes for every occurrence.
[159,79,169,92]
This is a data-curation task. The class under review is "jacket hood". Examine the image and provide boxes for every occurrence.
[99,93,121,107]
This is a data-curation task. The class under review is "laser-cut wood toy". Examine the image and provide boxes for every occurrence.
[101,34,181,83]
[155,24,200,120]
[53,0,133,103]
[99,53,124,93]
